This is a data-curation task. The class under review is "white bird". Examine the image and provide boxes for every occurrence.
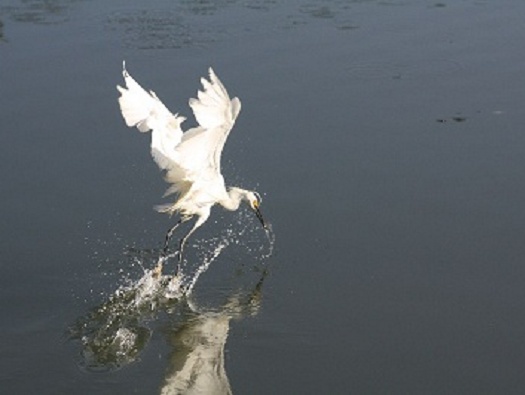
[116,63,266,268]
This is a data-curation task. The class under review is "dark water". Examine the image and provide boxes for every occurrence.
[2,0,525,393]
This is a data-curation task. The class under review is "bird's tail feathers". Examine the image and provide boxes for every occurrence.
[162,183,183,197]
[154,203,176,214]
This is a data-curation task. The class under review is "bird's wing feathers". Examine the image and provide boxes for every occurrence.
[188,68,241,130]
[118,65,241,201]
[165,68,241,194]
[117,64,186,171]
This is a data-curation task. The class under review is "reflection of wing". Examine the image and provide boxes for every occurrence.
[160,278,265,395]
[160,313,233,395]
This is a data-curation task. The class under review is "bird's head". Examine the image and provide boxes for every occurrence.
[246,191,267,229]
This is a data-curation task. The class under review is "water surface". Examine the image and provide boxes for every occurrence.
[2,0,525,393]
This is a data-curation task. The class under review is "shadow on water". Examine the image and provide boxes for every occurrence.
[68,266,266,394]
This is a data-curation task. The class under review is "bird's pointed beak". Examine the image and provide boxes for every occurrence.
[252,204,267,229]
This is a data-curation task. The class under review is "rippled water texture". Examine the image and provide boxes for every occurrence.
[2,0,525,394]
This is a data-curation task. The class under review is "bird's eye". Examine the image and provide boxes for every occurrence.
[252,200,259,209]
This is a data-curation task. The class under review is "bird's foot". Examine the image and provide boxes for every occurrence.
[152,259,164,279]
[175,259,182,278]
[166,273,186,299]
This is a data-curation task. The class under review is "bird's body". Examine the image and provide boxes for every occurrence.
[117,63,265,266]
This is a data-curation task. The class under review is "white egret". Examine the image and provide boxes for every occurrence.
[116,63,266,269]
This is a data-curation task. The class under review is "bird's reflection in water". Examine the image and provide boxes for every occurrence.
[161,278,263,395]
[69,268,265,393]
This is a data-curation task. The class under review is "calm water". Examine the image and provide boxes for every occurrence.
[2,0,525,393]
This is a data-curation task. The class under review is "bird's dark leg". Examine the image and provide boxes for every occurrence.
[176,213,210,268]
[176,225,196,266]
[153,220,185,279]
[177,237,186,265]
[163,216,191,254]
[162,216,191,276]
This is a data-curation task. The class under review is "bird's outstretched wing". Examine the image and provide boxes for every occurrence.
[163,68,241,195]
[117,62,186,171]
[117,65,241,204]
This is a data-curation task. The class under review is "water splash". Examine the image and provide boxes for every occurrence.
[70,209,274,371]
[172,208,275,294]
[69,256,268,372]
[68,268,170,371]
[262,222,276,259]
[185,239,230,295]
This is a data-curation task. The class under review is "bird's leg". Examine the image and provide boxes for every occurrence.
[176,224,196,268]
[176,238,185,275]
[162,216,193,277]
[163,217,189,254]
[176,212,210,270]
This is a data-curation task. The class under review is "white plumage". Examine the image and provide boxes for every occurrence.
[117,63,266,267]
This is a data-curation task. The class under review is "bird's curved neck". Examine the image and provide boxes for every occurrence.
[220,187,248,211]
